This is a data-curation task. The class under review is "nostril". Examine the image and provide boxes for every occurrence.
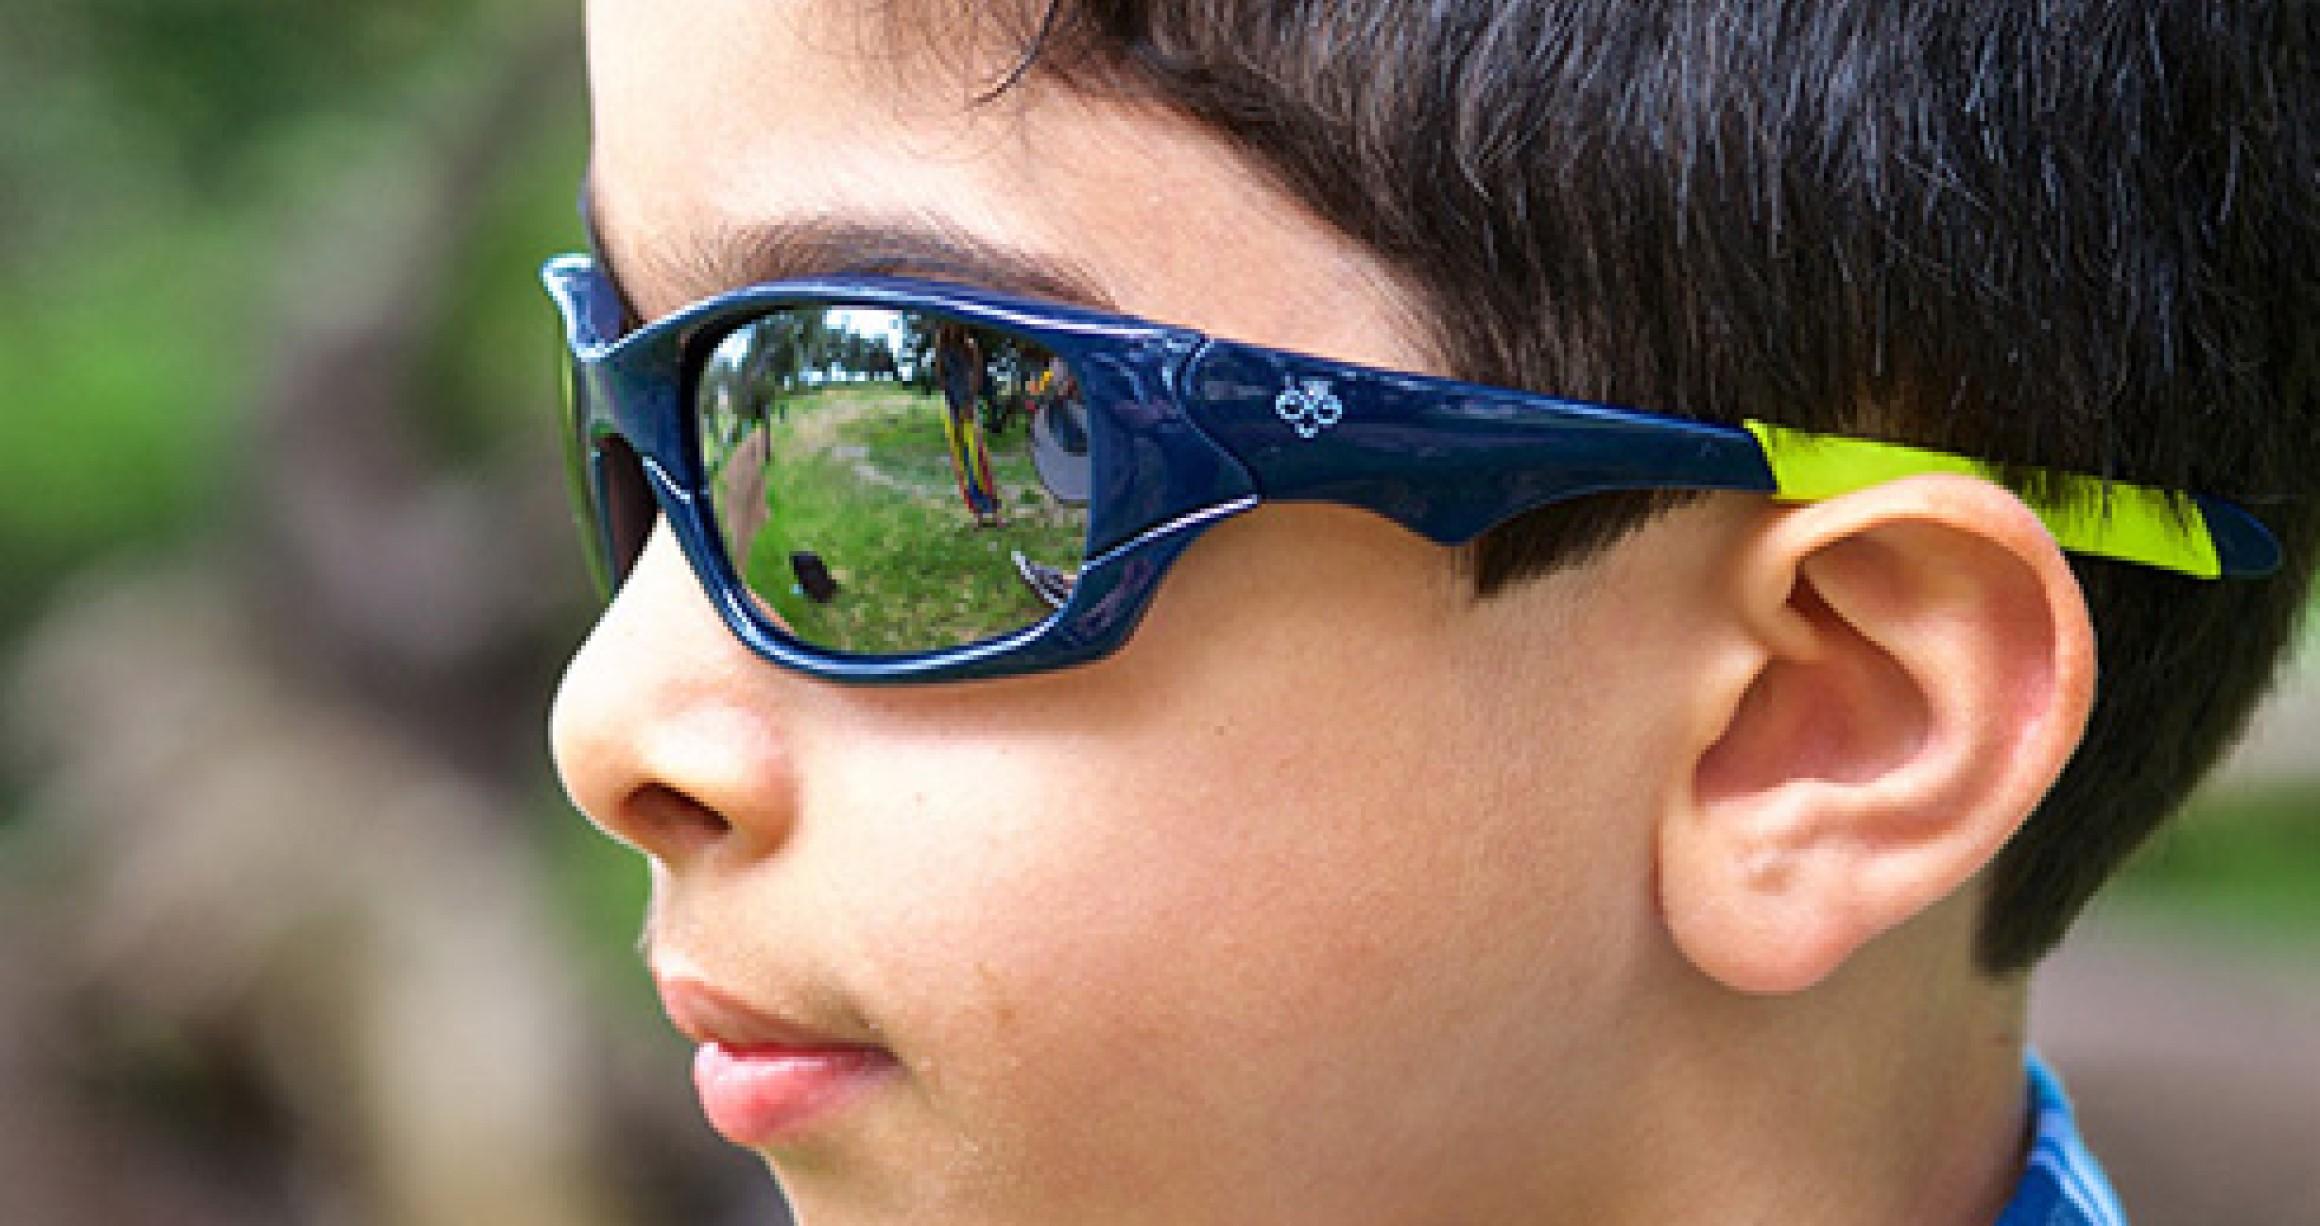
[622,782,734,856]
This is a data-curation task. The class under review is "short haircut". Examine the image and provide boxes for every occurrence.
[969,0,2317,971]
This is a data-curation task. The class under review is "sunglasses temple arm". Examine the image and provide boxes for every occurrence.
[2197,497,2285,579]
[1177,340,1776,545]
[1744,420,2282,580]
[1179,342,2280,580]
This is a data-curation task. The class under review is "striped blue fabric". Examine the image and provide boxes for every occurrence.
[1995,1055,2128,1226]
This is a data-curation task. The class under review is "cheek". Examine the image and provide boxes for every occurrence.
[804,613,1656,1205]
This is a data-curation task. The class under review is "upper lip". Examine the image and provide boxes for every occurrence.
[654,972,880,1052]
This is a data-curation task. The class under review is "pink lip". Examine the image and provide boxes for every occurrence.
[692,1041,894,1146]
[656,975,896,1146]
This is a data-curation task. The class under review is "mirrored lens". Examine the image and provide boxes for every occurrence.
[562,355,654,598]
[697,307,1092,656]
[558,351,611,594]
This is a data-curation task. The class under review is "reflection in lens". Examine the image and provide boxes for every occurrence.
[696,307,1092,656]
[1028,357,1091,505]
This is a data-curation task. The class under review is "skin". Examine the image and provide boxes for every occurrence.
[554,3,2099,1222]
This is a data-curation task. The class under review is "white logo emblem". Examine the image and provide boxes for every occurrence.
[1273,377,1345,439]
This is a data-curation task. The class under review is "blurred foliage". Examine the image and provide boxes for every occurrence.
[415,112,590,461]
[0,5,744,1220]
[43,0,467,190]
[0,221,244,601]
[0,0,580,634]
[2113,785,2320,944]
[1,0,471,220]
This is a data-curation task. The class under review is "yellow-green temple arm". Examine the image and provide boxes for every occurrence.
[1741,420,2278,580]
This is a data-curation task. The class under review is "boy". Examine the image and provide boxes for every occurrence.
[548,2,2315,1222]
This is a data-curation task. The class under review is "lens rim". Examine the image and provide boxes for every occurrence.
[686,306,1101,659]
[545,254,1260,683]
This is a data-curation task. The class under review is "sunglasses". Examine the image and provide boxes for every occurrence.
[542,252,2280,685]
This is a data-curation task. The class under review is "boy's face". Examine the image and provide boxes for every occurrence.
[558,2,1713,1221]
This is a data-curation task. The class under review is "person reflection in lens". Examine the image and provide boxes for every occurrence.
[1012,354,1086,609]
[709,374,773,569]
[934,323,1004,527]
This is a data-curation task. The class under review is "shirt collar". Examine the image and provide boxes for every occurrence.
[1995,1053,2129,1226]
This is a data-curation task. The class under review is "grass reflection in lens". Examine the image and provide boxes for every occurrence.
[698,308,1090,656]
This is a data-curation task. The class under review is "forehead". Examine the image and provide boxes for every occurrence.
[585,0,1026,247]
[581,0,1430,368]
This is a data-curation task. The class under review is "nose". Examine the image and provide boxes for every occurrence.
[550,520,803,865]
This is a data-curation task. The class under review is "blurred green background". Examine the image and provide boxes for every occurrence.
[0,4,785,1222]
[0,3,2312,1223]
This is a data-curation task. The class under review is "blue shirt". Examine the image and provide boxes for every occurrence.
[1995,1056,2128,1225]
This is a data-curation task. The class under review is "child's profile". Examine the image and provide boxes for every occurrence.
[546,3,2316,1222]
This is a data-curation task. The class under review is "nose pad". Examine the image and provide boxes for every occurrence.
[551,521,806,866]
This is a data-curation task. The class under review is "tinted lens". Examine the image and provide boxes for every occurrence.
[697,306,1092,656]
[594,436,654,589]
[561,350,655,597]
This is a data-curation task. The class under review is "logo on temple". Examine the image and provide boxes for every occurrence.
[1274,377,1345,439]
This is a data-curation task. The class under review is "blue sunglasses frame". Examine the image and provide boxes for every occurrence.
[543,252,2280,685]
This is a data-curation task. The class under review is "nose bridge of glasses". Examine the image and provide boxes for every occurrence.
[1179,341,1777,545]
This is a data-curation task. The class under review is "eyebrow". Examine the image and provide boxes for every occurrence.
[579,170,1119,326]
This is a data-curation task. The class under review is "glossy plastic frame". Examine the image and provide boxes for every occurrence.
[542,253,2281,685]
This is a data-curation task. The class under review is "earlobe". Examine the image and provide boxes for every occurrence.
[1659,476,2096,994]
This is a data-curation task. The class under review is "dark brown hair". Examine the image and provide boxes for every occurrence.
[980,0,2317,971]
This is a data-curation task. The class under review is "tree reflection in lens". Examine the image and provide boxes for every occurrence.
[699,308,1095,655]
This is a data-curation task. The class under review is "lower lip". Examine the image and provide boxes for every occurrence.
[692,1042,895,1146]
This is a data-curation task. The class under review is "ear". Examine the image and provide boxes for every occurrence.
[1659,476,2096,994]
